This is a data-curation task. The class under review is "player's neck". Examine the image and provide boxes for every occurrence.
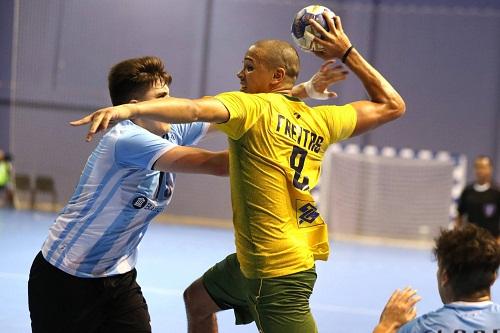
[269,86,292,95]
[133,119,170,137]
[448,291,491,303]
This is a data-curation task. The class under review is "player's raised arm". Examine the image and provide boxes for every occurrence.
[70,97,229,142]
[309,14,406,137]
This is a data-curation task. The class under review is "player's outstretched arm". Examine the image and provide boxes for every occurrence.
[153,147,228,176]
[373,287,421,333]
[70,97,229,142]
[292,59,349,100]
[309,14,406,137]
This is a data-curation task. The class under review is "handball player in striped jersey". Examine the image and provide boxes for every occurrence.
[28,56,227,333]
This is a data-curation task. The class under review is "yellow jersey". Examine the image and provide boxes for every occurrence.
[215,92,357,278]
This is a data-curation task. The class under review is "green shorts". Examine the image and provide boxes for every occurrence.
[202,253,318,333]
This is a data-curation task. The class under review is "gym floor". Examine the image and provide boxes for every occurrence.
[1,208,498,332]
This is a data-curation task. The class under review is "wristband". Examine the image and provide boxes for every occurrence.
[304,79,329,100]
[341,45,354,63]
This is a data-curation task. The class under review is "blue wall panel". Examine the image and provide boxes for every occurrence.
[367,4,500,164]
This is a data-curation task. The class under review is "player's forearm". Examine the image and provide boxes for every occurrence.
[181,150,228,177]
[205,151,229,176]
[132,97,202,123]
[133,97,228,124]
[345,49,405,115]
[157,149,228,176]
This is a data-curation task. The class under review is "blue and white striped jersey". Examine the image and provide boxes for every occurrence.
[41,120,208,277]
[399,301,500,333]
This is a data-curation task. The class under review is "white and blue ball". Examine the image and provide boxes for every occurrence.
[291,5,335,52]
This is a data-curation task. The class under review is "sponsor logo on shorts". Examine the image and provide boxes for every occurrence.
[132,196,164,213]
[132,196,148,209]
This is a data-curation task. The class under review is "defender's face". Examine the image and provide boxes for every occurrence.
[138,81,171,134]
[474,158,493,184]
[237,46,274,94]
[141,81,170,101]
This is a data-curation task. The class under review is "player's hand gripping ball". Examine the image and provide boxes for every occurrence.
[291,5,335,52]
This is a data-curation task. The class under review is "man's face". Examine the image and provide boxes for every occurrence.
[237,45,274,94]
[136,80,171,134]
[140,80,170,101]
[474,157,493,184]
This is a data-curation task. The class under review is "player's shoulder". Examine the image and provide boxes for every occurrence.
[399,307,447,332]
[95,120,134,148]
[106,120,143,138]
[491,302,500,311]
[312,103,354,111]
[462,183,475,193]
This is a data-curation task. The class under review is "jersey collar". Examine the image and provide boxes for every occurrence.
[473,183,491,192]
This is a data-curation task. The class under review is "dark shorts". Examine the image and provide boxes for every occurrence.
[28,252,151,333]
[203,253,318,333]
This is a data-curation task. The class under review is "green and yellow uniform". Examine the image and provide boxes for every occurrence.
[204,92,356,332]
[214,92,357,279]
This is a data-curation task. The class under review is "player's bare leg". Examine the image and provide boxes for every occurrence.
[184,277,220,333]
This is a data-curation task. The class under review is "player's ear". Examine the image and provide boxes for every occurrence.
[273,68,286,83]
[439,268,449,286]
[129,99,139,104]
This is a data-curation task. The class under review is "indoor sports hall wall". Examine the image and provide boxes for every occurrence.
[1,0,499,221]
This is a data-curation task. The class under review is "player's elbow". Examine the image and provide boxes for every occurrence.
[395,97,406,118]
[388,94,406,119]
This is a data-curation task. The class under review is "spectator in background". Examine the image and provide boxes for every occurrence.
[456,155,500,243]
[373,224,500,333]
[0,149,14,208]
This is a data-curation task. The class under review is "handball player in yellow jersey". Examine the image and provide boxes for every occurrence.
[72,14,405,333]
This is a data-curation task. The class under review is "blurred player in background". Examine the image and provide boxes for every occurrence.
[456,155,500,243]
[71,13,405,333]
[0,149,14,208]
[375,224,500,332]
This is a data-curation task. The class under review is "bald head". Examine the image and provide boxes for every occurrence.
[252,39,300,84]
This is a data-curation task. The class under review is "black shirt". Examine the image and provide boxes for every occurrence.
[457,183,500,237]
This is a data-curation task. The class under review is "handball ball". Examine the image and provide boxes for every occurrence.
[291,5,335,52]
